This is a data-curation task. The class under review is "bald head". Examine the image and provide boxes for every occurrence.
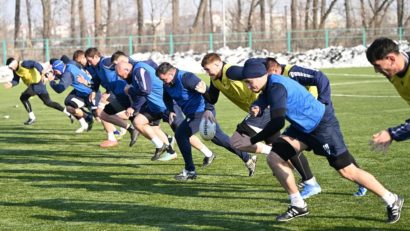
[116,62,133,79]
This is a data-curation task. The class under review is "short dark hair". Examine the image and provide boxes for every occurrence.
[366,37,400,64]
[85,47,101,58]
[6,57,15,66]
[72,50,85,61]
[201,53,221,67]
[265,57,280,69]
[111,50,128,63]
[156,62,175,77]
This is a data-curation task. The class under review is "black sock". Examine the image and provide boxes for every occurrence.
[289,152,314,182]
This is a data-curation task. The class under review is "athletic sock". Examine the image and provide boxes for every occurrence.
[78,118,88,128]
[63,107,71,116]
[107,132,116,142]
[260,144,272,155]
[289,193,306,208]
[382,191,397,206]
[151,137,164,148]
[304,176,318,185]
[200,145,213,157]
[28,112,36,120]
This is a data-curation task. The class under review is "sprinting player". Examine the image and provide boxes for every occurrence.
[3,57,72,125]
[112,61,176,161]
[201,54,319,196]
[240,58,403,223]
[48,59,94,133]
[366,37,410,152]
[265,57,367,197]
[156,62,254,180]
[84,48,130,147]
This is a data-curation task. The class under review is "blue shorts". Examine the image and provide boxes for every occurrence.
[282,105,347,157]
[140,103,164,126]
[103,96,131,115]
[30,82,48,95]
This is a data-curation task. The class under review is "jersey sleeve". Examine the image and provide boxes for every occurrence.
[388,119,410,141]
[21,60,44,74]
[288,65,331,105]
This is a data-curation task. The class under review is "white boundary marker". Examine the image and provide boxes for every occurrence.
[331,80,386,86]
[332,94,400,98]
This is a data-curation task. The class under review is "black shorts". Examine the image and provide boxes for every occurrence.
[64,90,94,109]
[282,105,353,169]
[103,97,131,115]
[139,104,163,126]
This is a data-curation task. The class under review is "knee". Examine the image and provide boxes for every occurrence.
[337,164,358,181]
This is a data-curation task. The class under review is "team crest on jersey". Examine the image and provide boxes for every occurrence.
[322,143,331,155]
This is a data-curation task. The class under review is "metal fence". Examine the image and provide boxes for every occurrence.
[2,26,410,64]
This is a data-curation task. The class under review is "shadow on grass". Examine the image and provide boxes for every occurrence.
[0,198,292,230]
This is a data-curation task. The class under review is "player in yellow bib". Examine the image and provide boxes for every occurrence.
[3,58,72,125]
[367,37,410,152]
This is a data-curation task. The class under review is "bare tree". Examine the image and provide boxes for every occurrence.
[304,0,312,29]
[14,0,21,47]
[291,0,298,31]
[148,0,170,50]
[312,0,318,29]
[246,0,259,32]
[106,0,112,36]
[344,0,352,28]
[25,0,33,42]
[397,0,404,27]
[260,0,266,33]
[136,0,144,44]
[190,0,207,49]
[78,0,87,46]
[94,0,104,48]
[70,0,76,40]
[41,0,51,59]
[209,0,214,33]
[172,0,179,34]
[317,0,338,29]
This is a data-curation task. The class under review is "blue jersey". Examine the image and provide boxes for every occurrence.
[50,63,93,97]
[128,61,166,113]
[163,69,206,116]
[255,74,325,133]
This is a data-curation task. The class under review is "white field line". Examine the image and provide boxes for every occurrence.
[332,94,400,98]
[331,80,386,86]
[325,73,380,77]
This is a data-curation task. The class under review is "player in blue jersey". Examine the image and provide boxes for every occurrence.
[366,37,410,153]
[240,58,403,223]
[265,57,368,197]
[156,62,254,180]
[48,59,94,133]
[84,48,132,147]
[4,58,72,125]
[113,61,176,160]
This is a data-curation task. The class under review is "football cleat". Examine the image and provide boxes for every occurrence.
[353,186,367,197]
[387,195,404,224]
[175,169,197,181]
[300,183,321,199]
[202,153,216,167]
[245,155,257,176]
[151,144,167,161]
[24,118,36,125]
[276,205,309,222]
[99,140,119,148]
[158,152,178,161]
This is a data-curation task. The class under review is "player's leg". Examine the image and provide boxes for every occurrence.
[174,114,198,180]
[100,98,139,147]
[267,135,310,222]
[20,86,37,125]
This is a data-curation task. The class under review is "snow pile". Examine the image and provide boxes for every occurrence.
[130,41,410,73]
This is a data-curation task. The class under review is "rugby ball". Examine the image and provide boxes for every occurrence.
[199,118,216,141]
[0,66,14,83]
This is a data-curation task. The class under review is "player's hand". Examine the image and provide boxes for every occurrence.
[202,110,216,123]
[168,112,176,125]
[89,91,96,102]
[250,105,260,117]
[125,107,134,117]
[369,130,392,154]
[3,82,12,89]
[47,73,55,81]
[195,81,207,94]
